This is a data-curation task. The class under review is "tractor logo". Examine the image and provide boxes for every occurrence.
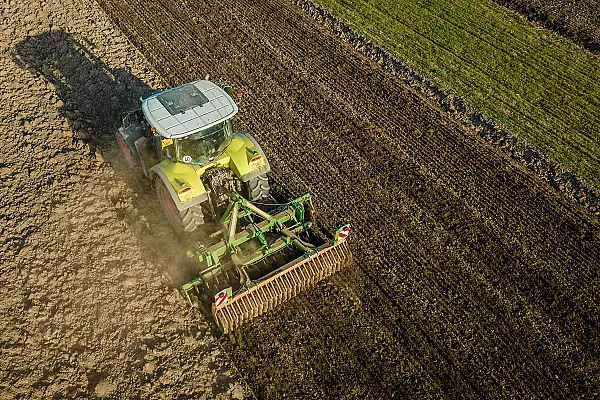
[215,287,233,306]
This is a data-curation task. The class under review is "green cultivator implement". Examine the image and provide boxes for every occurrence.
[183,192,353,333]
[116,78,353,333]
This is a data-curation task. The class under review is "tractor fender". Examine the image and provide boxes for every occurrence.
[116,124,142,168]
[150,163,208,212]
[239,132,271,182]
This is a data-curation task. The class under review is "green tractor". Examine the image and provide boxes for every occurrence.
[116,79,353,333]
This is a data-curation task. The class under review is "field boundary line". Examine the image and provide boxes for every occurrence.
[292,0,600,220]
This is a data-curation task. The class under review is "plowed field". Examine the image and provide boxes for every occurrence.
[94,0,600,398]
[4,0,599,398]
[2,0,247,397]
[494,0,600,51]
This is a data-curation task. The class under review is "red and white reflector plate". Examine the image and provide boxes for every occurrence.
[336,224,352,242]
[214,287,232,306]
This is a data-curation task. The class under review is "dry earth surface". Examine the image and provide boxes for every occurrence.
[94,0,600,398]
[2,0,600,399]
[1,0,248,398]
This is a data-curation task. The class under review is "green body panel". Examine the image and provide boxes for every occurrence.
[182,193,315,297]
[149,132,269,210]
[225,133,269,181]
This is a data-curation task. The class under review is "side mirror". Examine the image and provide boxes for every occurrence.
[122,114,130,129]
[224,86,234,96]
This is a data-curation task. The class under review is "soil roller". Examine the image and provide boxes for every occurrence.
[183,191,353,333]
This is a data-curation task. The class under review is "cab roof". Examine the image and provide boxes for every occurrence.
[141,80,238,138]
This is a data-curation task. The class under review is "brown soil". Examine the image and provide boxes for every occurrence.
[3,0,600,399]
[1,0,248,398]
[493,0,600,53]
[94,0,600,398]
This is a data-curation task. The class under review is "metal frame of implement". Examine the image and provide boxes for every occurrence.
[183,192,353,333]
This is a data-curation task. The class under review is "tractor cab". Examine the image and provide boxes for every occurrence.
[163,119,234,165]
[141,80,239,165]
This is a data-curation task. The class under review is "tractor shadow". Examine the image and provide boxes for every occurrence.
[13,29,199,288]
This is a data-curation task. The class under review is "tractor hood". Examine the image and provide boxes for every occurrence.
[141,80,238,138]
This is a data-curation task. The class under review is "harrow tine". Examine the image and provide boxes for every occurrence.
[213,241,353,333]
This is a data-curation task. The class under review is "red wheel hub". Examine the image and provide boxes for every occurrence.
[160,185,178,218]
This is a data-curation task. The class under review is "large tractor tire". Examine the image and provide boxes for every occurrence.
[155,177,204,234]
[245,173,270,201]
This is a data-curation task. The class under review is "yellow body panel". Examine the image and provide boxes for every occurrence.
[151,133,268,208]
[154,159,208,203]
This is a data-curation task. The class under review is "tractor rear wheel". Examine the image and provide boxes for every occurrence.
[245,173,270,201]
[155,177,204,234]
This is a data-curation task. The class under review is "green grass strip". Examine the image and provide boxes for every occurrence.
[312,0,600,188]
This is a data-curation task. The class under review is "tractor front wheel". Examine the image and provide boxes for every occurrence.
[155,177,204,234]
[116,130,141,170]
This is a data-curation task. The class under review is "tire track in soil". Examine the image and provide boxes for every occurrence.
[96,0,600,398]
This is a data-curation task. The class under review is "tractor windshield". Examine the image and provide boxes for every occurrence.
[175,120,233,164]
